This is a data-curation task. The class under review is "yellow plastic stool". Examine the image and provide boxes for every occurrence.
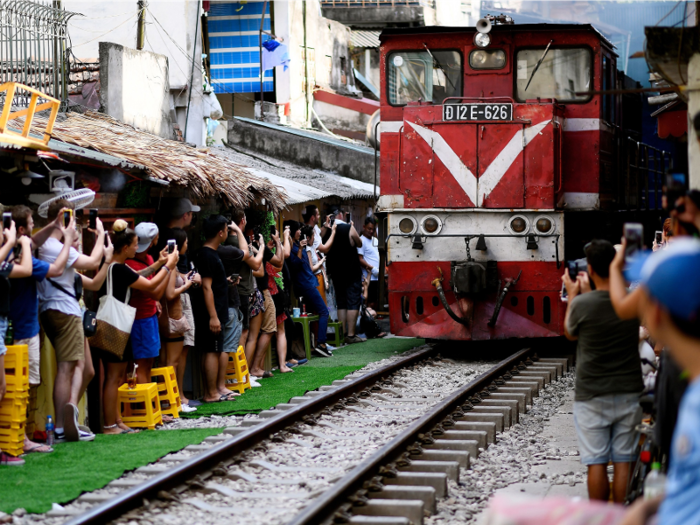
[149,366,181,418]
[225,345,251,394]
[3,344,29,394]
[0,391,28,426]
[0,420,25,456]
[118,383,162,430]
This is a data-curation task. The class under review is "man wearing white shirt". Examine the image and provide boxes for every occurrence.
[357,217,380,306]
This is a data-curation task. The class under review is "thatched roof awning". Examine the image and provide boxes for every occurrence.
[28,111,288,212]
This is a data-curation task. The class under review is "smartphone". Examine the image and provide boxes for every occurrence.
[561,282,568,303]
[229,273,239,281]
[104,234,109,247]
[623,223,644,262]
[89,209,97,230]
[167,239,176,254]
[187,269,196,280]
[63,209,72,228]
[655,230,663,245]
[2,212,11,230]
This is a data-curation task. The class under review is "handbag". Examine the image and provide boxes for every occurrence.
[87,264,137,359]
[46,275,97,337]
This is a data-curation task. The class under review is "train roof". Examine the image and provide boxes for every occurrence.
[379,23,615,50]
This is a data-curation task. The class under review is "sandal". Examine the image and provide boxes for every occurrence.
[23,443,53,454]
[103,424,129,435]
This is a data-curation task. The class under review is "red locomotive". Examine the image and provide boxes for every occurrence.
[377,18,669,341]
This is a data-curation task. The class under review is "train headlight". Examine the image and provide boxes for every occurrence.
[398,217,417,235]
[469,49,506,69]
[474,32,491,48]
[535,216,554,234]
[420,215,442,235]
[508,215,529,235]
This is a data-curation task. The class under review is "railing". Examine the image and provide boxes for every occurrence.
[619,137,671,212]
[0,0,80,109]
[320,0,433,7]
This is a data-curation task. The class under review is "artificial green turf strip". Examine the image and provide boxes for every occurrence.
[0,428,223,515]
[183,337,426,418]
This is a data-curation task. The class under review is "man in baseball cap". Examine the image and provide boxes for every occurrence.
[610,238,700,525]
[170,198,201,219]
[135,222,159,254]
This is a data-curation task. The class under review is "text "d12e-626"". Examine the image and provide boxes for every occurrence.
[443,103,513,122]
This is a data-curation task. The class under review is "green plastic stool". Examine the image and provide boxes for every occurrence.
[327,321,345,347]
[292,315,320,360]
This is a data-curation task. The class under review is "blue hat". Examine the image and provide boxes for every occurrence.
[636,239,700,322]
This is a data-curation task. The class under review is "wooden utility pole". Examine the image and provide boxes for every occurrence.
[137,1,147,50]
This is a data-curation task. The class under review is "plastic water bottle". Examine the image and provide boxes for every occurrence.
[45,415,55,446]
[644,462,667,500]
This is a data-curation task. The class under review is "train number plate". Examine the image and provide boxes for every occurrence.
[443,103,513,122]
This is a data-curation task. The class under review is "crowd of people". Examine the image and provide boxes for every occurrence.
[0,198,384,465]
[550,190,700,524]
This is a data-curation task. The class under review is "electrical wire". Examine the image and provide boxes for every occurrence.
[70,7,141,48]
[655,0,682,26]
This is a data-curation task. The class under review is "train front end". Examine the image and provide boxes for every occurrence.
[377,23,592,341]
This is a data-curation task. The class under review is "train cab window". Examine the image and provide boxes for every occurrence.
[387,50,462,106]
[602,56,615,123]
[469,49,506,70]
[515,48,591,103]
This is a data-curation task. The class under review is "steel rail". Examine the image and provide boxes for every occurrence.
[64,345,439,525]
[288,347,532,525]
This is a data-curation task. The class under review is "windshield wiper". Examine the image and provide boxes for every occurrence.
[524,40,553,92]
[423,43,456,91]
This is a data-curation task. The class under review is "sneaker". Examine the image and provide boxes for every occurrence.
[78,429,95,442]
[64,403,80,442]
[0,452,25,466]
[54,430,66,443]
[249,378,262,388]
[312,346,331,358]
[180,404,197,413]
[345,335,366,344]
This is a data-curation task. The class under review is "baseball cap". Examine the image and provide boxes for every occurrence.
[135,222,159,253]
[170,198,201,217]
[634,238,700,322]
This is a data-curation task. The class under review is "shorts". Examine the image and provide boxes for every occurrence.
[195,314,226,353]
[249,289,264,319]
[14,334,41,386]
[333,278,363,310]
[40,310,84,362]
[223,307,243,353]
[181,293,195,347]
[368,281,379,305]
[260,290,277,334]
[239,294,251,330]
[130,314,161,360]
[0,316,7,356]
[573,392,642,465]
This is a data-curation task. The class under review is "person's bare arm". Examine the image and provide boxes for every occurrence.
[349,222,362,247]
[231,223,251,263]
[201,276,221,334]
[129,251,178,293]
[358,254,374,273]
[9,237,32,278]
[30,211,67,250]
[137,248,167,277]
[308,250,323,272]
[166,270,192,300]
[562,271,580,341]
[318,223,337,254]
[80,236,114,291]
[269,233,283,266]
[283,227,292,259]
[252,264,265,278]
[609,239,642,320]
[0,221,17,263]
[246,236,264,270]
[72,218,105,271]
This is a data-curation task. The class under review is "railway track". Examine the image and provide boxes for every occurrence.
[61,346,569,525]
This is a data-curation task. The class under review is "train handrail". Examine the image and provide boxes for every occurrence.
[442,96,516,104]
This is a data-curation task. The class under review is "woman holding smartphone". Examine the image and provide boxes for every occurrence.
[100,220,178,434]
[159,228,195,412]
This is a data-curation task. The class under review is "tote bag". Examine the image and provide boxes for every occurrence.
[88,263,137,359]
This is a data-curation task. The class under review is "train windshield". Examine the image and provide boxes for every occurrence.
[515,48,591,102]
[387,50,462,106]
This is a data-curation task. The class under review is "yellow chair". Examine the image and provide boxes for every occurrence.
[149,366,181,418]
[225,345,251,394]
[3,344,29,394]
[118,383,162,430]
